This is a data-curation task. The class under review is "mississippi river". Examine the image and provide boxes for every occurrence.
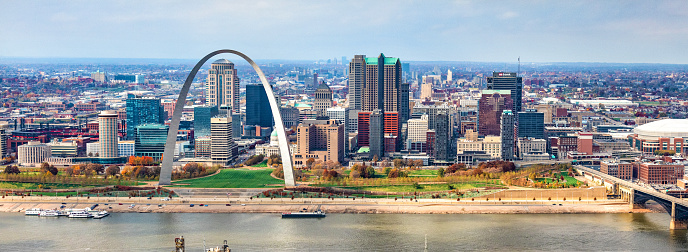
[1,212,687,251]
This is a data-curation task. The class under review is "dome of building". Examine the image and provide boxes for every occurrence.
[212,59,233,64]
[269,130,279,146]
[633,119,688,139]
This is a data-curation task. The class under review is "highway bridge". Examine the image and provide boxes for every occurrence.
[575,165,688,229]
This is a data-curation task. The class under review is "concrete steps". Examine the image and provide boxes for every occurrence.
[172,188,270,198]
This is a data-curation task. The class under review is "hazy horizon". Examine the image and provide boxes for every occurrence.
[2,0,687,64]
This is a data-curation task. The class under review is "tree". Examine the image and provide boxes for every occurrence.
[3,165,20,174]
[306,158,316,169]
[105,166,120,178]
[86,163,105,174]
[372,155,379,163]
[40,163,58,176]
[437,168,445,177]
[393,159,404,168]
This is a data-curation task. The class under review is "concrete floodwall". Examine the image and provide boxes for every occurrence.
[475,187,607,201]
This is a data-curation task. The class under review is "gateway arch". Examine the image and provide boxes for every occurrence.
[158,49,296,186]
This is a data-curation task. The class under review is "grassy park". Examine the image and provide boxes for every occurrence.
[172,168,283,188]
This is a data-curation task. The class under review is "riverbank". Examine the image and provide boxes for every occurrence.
[0,196,654,214]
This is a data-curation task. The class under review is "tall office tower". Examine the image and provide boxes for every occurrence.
[134,124,168,161]
[292,119,345,167]
[399,83,409,124]
[478,90,513,136]
[245,84,274,129]
[447,69,453,84]
[518,110,544,139]
[369,110,385,159]
[193,106,219,138]
[383,111,400,153]
[206,59,240,114]
[500,110,516,161]
[363,53,402,113]
[231,113,242,138]
[348,55,366,110]
[314,83,333,116]
[126,94,164,140]
[487,72,522,112]
[211,117,237,165]
[347,109,360,134]
[434,112,453,162]
[98,111,119,158]
[421,83,433,100]
[357,111,371,147]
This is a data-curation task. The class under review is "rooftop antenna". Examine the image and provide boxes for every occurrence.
[518,57,520,76]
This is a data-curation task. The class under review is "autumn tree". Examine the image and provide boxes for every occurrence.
[3,165,20,174]
[105,165,120,178]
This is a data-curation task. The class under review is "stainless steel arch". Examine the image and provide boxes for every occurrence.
[158,49,296,186]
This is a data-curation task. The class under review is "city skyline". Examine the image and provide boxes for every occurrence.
[1,1,687,64]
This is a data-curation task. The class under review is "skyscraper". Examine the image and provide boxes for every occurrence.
[369,109,384,159]
[487,72,522,112]
[126,94,164,140]
[478,90,513,136]
[193,106,219,138]
[314,83,333,116]
[134,124,168,161]
[98,111,119,158]
[211,117,237,165]
[348,55,366,110]
[500,110,516,161]
[434,112,453,162]
[245,84,274,129]
[518,110,545,139]
[206,59,240,114]
[362,53,402,112]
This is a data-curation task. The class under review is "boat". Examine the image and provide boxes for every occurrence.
[68,211,93,218]
[93,211,110,219]
[281,210,326,218]
[39,210,60,217]
[24,208,42,216]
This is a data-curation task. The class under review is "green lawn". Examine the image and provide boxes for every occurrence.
[171,168,284,188]
[409,169,439,177]
[251,160,268,167]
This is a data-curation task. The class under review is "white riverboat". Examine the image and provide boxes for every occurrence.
[68,211,93,218]
[24,208,42,216]
[92,211,109,219]
[39,210,60,217]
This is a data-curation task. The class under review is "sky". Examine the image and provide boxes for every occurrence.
[1,0,687,64]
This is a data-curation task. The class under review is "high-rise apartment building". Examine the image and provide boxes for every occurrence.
[487,72,522,112]
[194,106,219,138]
[126,94,164,140]
[211,117,237,165]
[478,90,513,136]
[518,110,544,139]
[292,119,345,166]
[314,83,333,116]
[98,111,119,158]
[500,110,516,161]
[206,59,240,114]
[245,84,274,129]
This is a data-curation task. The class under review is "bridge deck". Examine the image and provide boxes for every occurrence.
[575,165,688,208]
